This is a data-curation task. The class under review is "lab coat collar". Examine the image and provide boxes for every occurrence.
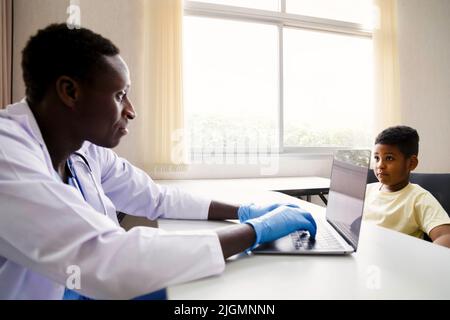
[3,99,91,154]
[4,98,46,148]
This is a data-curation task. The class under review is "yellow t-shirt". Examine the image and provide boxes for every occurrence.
[364,182,450,239]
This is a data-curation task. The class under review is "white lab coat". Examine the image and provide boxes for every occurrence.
[0,100,225,300]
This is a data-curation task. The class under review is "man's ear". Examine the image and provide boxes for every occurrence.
[55,76,80,108]
[409,155,419,171]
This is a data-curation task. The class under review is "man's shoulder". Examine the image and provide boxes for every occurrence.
[0,104,21,129]
[0,110,38,149]
[0,100,41,144]
[0,112,17,130]
[0,108,51,179]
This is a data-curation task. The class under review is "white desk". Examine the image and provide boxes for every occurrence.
[156,181,450,300]
[156,177,330,203]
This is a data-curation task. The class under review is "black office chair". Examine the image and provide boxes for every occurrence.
[117,211,126,223]
[367,169,378,184]
[410,173,450,216]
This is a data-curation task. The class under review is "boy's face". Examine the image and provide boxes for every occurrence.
[373,144,418,190]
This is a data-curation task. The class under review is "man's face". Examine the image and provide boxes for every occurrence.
[75,55,135,148]
[373,144,414,187]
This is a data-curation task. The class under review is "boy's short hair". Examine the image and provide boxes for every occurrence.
[375,125,419,158]
[22,23,119,106]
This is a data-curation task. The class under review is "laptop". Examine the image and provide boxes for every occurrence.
[252,149,371,255]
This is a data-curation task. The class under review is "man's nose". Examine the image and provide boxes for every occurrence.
[123,99,137,120]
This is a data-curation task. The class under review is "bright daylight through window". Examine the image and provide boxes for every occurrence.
[183,0,375,156]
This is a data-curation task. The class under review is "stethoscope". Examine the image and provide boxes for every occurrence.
[66,152,109,216]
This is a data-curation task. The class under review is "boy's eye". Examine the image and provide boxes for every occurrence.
[374,156,379,161]
[386,156,394,161]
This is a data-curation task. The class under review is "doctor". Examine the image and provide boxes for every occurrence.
[0,23,316,299]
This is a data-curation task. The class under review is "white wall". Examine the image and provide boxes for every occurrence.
[12,0,146,166]
[397,0,450,173]
[12,0,66,101]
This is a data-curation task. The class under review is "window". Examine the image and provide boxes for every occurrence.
[286,0,374,26]
[184,16,279,153]
[283,28,373,148]
[184,0,374,156]
[192,0,280,11]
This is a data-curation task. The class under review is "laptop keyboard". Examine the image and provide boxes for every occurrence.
[290,220,345,250]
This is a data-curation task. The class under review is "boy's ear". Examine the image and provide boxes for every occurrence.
[408,155,419,171]
[55,76,80,109]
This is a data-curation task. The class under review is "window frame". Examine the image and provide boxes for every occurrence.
[184,0,373,155]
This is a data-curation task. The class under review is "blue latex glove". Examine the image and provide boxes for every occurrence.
[245,205,317,249]
[237,203,300,223]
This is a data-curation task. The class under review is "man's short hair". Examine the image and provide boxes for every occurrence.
[375,125,420,158]
[22,23,119,106]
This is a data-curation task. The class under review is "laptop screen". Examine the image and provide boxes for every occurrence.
[326,150,370,249]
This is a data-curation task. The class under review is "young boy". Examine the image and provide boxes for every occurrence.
[364,125,450,248]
